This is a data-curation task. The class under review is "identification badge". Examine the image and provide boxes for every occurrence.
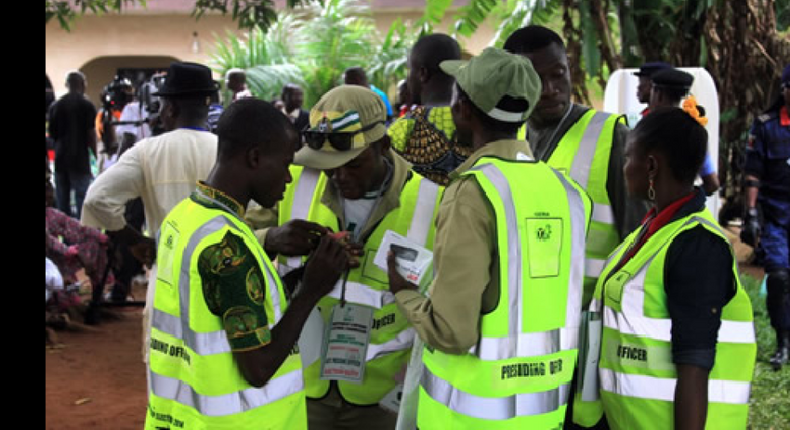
[577,310,602,401]
[319,303,373,384]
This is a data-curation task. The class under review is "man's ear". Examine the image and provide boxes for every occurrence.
[246,145,262,169]
[418,66,430,84]
[378,134,391,153]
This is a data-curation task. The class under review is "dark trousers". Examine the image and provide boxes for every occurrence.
[55,169,93,219]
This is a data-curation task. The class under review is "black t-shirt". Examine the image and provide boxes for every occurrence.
[663,190,736,370]
[48,93,97,174]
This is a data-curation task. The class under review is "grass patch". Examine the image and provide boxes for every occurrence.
[740,272,790,429]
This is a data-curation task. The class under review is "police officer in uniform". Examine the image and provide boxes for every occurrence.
[742,63,790,370]
[634,61,672,117]
[650,68,720,196]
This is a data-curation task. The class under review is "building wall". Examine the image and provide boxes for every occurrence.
[45,10,497,106]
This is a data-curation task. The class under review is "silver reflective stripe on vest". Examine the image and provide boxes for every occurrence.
[152,216,285,355]
[592,202,614,225]
[599,368,751,404]
[466,164,587,361]
[150,366,304,417]
[284,171,438,309]
[367,327,416,361]
[406,179,440,246]
[607,268,756,345]
[325,280,396,309]
[569,112,611,189]
[150,214,301,416]
[470,164,522,357]
[603,216,756,344]
[285,168,321,269]
[421,367,571,420]
[552,169,588,343]
[470,327,579,361]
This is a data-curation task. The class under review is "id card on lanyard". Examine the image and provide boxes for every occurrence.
[319,299,373,384]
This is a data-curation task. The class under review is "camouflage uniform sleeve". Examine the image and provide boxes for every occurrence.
[197,229,272,352]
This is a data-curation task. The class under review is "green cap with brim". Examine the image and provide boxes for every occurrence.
[440,47,542,123]
[294,85,387,170]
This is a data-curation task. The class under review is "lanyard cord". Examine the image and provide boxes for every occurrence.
[337,156,393,306]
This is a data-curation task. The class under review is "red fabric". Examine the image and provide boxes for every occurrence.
[781,106,789,127]
[619,191,697,266]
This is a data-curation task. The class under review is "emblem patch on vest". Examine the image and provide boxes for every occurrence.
[526,218,563,278]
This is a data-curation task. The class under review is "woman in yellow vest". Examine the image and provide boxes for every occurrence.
[575,105,756,429]
[145,99,349,429]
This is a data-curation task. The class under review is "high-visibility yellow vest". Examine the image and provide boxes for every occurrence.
[146,195,306,430]
[590,208,756,430]
[520,110,624,307]
[278,165,442,405]
[417,156,592,429]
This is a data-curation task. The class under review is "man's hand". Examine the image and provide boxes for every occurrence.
[301,235,349,302]
[740,207,761,247]
[387,248,418,295]
[328,231,363,269]
[265,220,329,257]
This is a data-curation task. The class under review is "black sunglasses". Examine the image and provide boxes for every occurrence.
[302,121,384,152]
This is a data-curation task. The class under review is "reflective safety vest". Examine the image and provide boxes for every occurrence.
[278,165,442,405]
[590,208,756,430]
[146,197,306,430]
[520,110,623,307]
[418,157,592,429]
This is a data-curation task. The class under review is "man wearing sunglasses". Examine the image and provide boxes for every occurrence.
[247,85,443,430]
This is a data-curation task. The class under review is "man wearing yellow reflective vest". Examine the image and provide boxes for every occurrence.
[388,47,592,429]
[247,85,443,429]
[146,99,348,429]
[503,25,650,309]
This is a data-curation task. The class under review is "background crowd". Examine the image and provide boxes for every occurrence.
[45,22,789,429]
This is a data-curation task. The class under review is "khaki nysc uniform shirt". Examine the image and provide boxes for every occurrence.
[395,139,534,354]
[245,149,416,264]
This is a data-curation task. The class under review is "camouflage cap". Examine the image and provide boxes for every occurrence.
[294,85,387,170]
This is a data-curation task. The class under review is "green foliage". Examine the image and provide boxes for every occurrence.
[740,273,790,429]
[488,0,561,48]
[452,0,499,37]
[209,0,416,108]
[46,0,146,31]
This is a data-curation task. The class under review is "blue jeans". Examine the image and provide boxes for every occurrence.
[55,169,93,219]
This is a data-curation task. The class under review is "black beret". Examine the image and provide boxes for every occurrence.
[634,62,672,77]
[651,68,694,90]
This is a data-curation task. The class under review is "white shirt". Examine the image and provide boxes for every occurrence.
[81,128,217,237]
[81,128,217,365]
[116,101,152,142]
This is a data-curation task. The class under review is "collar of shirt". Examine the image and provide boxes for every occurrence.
[781,105,790,127]
[615,187,703,270]
[321,150,412,241]
[281,107,300,120]
[193,181,246,219]
[449,139,534,180]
